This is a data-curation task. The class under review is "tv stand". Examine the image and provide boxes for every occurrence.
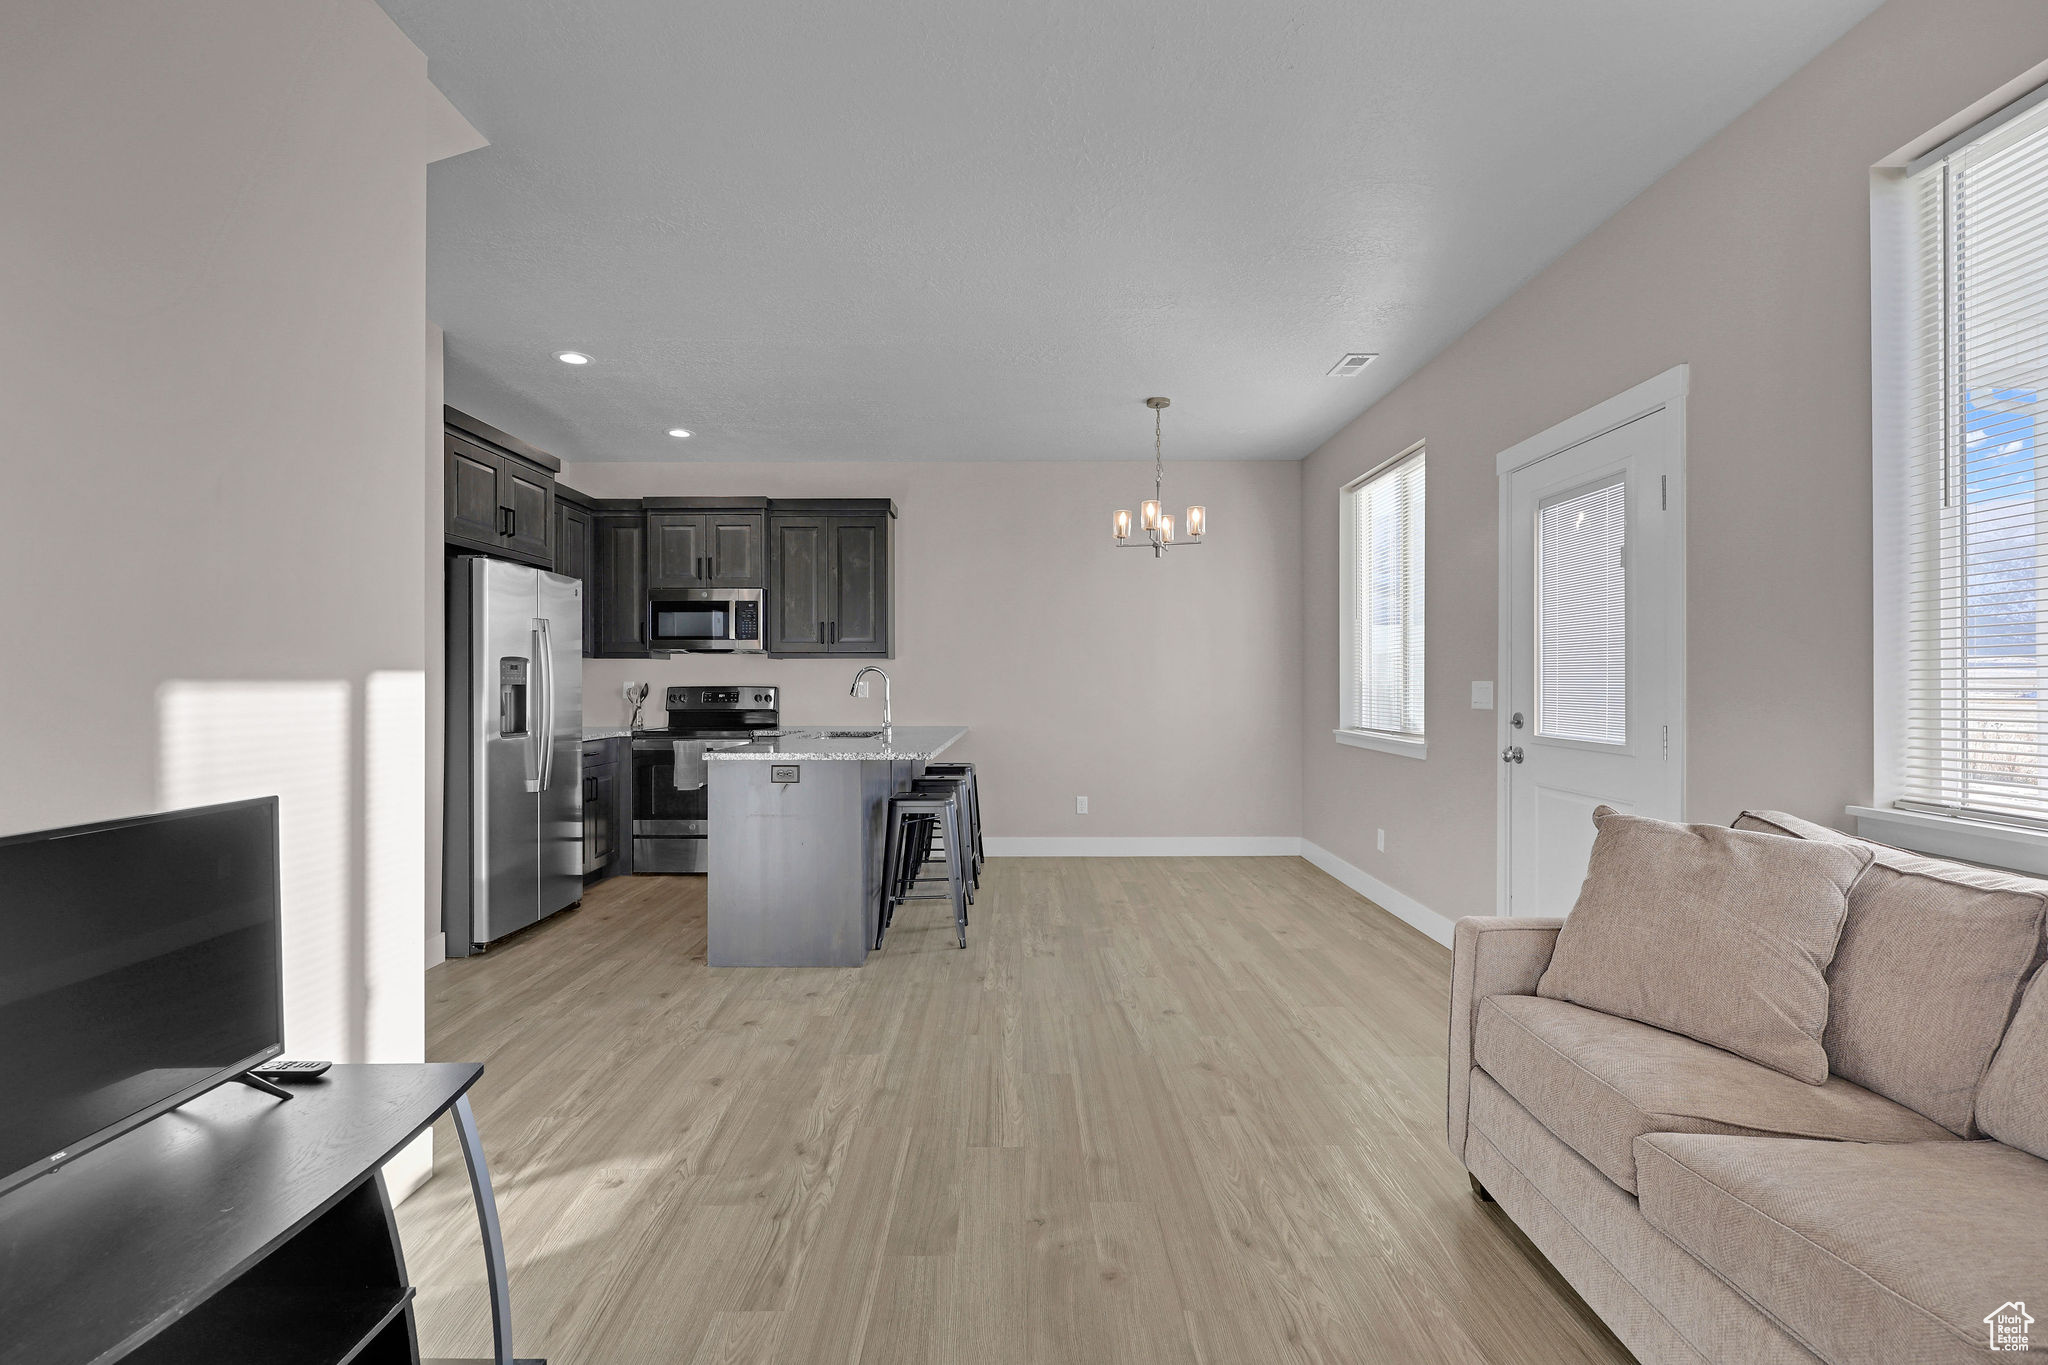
[232,1070,295,1100]
[0,1063,543,1365]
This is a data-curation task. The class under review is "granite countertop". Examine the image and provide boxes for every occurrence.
[703,725,967,762]
[581,726,642,741]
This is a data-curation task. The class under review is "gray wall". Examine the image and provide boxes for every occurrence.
[1298,0,2048,920]
[0,1,478,1188]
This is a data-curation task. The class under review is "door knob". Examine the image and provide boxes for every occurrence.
[1501,746,1524,764]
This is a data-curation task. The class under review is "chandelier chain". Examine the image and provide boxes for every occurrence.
[1155,404,1164,498]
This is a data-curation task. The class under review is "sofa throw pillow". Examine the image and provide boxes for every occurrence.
[1976,966,2048,1160]
[1536,807,1872,1084]
[1733,811,2047,1135]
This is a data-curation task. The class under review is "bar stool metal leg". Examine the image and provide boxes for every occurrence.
[878,806,906,949]
[943,799,968,948]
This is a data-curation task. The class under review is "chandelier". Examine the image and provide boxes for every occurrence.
[1113,397,1205,557]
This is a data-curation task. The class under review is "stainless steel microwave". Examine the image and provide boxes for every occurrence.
[648,588,765,653]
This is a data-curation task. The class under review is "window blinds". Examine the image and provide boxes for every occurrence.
[1348,450,1425,737]
[1537,477,1628,745]
[1900,99,2048,825]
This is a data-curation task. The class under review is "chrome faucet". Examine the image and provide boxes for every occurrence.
[850,666,891,729]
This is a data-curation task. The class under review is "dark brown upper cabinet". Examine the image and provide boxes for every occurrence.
[646,512,709,589]
[645,501,767,590]
[501,463,554,562]
[553,491,596,657]
[445,436,505,546]
[707,510,766,587]
[767,514,830,654]
[829,514,889,653]
[592,508,650,658]
[767,502,892,657]
[443,409,558,568]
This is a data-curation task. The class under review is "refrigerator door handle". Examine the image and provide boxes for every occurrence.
[532,617,555,791]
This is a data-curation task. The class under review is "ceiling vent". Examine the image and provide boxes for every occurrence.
[1327,353,1377,377]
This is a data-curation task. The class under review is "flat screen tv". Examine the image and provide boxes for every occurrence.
[0,797,283,1196]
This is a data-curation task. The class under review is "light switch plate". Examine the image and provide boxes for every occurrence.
[1471,681,1495,710]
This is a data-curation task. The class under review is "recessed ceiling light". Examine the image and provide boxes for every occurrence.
[1327,352,1377,377]
[555,351,592,365]
[667,428,693,439]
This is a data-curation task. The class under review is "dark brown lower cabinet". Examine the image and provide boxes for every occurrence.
[583,743,619,878]
[581,737,631,880]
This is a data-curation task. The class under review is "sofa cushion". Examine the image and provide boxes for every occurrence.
[1474,994,1953,1194]
[1978,966,2048,1160]
[1537,807,1871,1083]
[1636,1133,2048,1365]
[1464,1070,1827,1364]
[1734,810,2047,1135]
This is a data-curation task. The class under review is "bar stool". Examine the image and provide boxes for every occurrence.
[877,783,969,950]
[922,761,984,877]
[910,773,974,904]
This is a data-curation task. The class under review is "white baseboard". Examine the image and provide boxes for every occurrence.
[1298,840,1454,948]
[984,835,1304,858]
[425,930,446,970]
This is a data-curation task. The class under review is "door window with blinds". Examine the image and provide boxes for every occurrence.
[1337,444,1425,756]
[1896,94,2048,825]
[1537,477,1628,744]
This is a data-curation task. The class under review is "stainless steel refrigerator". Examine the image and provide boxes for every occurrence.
[444,555,584,956]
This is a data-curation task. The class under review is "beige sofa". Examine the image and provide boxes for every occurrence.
[1448,810,2048,1364]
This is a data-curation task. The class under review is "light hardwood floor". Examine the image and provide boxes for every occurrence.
[397,857,1632,1364]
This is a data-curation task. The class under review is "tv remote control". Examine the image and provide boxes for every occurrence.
[250,1059,331,1082]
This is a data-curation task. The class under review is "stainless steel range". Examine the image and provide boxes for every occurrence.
[631,685,779,873]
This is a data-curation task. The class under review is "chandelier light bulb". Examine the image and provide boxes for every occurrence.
[1141,499,1162,531]
[1113,508,1133,542]
[1160,513,1175,544]
[1186,505,1205,538]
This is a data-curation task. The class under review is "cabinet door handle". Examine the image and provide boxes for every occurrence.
[818,620,825,644]
[829,621,837,644]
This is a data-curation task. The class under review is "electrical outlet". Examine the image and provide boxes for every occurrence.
[1076,795,1088,815]
[1376,828,1386,852]
[623,681,639,702]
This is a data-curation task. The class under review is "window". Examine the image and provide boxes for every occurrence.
[1537,476,1628,745]
[1891,93,2048,828]
[1337,443,1425,757]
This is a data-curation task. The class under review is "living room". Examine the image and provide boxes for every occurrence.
[2,2,2045,1363]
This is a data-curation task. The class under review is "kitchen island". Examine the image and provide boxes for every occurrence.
[704,725,967,966]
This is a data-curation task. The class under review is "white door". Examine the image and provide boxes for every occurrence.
[1501,374,1686,916]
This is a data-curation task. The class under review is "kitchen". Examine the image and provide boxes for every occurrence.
[440,405,975,968]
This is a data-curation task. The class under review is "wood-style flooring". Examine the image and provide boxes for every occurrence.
[396,857,1632,1364]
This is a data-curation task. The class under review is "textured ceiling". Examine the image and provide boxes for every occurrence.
[380,0,1883,463]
